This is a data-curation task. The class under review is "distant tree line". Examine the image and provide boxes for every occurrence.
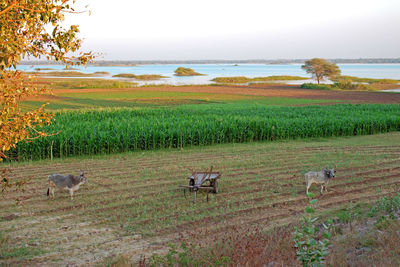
[20,58,400,65]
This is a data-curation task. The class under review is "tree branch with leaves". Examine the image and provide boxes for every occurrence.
[0,0,93,192]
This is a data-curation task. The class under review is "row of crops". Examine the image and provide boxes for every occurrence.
[8,103,400,161]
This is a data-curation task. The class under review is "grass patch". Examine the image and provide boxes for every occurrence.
[21,94,335,112]
[212,75,308,83]
[0,231,45,261]
[112,73,168,80]
[39,78,137,90]
[30,71,109,77]
[57,90,210,100]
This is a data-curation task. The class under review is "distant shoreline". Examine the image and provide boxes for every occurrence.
[19,58,400,65]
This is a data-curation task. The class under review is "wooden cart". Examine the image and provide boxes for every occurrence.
[180,166,221,203]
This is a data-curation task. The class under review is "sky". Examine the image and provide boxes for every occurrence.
[65,0,400,60]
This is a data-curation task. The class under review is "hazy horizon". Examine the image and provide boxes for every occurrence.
[61,0,399,60]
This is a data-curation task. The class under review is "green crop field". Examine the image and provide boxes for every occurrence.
[8,103,400,161]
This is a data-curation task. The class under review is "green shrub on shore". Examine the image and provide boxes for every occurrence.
[174,67,204,76]
[332,79,373,90]
[301,82,374,91]
[300,83,332,90]
[332,75,399,84]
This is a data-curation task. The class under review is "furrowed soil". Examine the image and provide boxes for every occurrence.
[1,132,400,266]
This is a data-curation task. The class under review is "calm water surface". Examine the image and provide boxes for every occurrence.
[17,64,400,85]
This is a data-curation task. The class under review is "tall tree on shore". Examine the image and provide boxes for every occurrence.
[0,0,92,192]
[301,58,341,84]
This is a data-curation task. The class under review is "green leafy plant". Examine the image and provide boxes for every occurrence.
[294,193,332,267]
[150,242,190,267]
[368,193,400,218]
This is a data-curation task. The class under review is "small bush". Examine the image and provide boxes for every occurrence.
[301,81,374,91]
[300,83,331,90]
[332,78,374,90]
[335,202,362,224]
[368,193,400,217]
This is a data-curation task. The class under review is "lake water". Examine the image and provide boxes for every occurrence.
[17,63,400,85]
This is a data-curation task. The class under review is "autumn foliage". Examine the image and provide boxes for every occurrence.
[0,0,92,190]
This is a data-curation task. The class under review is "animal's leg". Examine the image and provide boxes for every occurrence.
[320,185,323,194]
[47,181,51,199]
[306,183,310,195]
[51,187,55,198]
[69,189,74,200]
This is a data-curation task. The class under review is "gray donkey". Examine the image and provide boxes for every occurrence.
[305,168,336,195]
[47,170,87,200]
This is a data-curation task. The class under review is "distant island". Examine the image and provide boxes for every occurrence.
[174,67,204,76]
[19,58,400,66]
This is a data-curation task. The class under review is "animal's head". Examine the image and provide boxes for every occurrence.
[324,168,336,179]
[79,169,88,184]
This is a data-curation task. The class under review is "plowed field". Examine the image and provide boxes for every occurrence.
[1,132,400,266]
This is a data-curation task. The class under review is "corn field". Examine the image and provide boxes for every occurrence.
[8,104,400,161]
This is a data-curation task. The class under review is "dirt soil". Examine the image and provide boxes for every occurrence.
[1,133,400,266]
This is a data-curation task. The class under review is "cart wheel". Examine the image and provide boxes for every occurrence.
[189,179,195,192]
[212,179,218,194]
